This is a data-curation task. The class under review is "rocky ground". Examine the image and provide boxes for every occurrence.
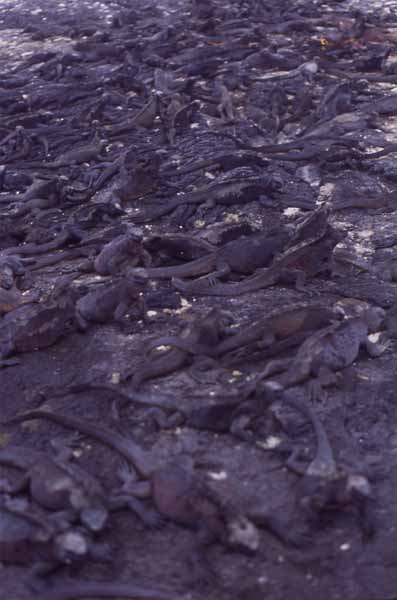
[1,1,397,599]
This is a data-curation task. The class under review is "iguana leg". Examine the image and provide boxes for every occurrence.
[213,257,232,279]
[285,448,307,475]
[307,379,325,402]
[198,259,231,286]
[279,268,320,296]
[307,366,338,401]
[118,462,151,498]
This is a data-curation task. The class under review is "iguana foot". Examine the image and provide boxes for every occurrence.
[307,379,326,402]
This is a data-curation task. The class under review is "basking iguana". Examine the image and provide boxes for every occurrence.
[259,308,389,400]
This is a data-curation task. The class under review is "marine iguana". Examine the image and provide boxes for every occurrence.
[162,151,269,177]
[18,137,105,170]
[259,307,389,400]
[126,308,233,388]
[142,303,338,359]
[0,294,75,366]
[129,228,290,281]
[75,276,147,331]
[132,175,283,223]
[173,224,344,297]
[94,232,151,276]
